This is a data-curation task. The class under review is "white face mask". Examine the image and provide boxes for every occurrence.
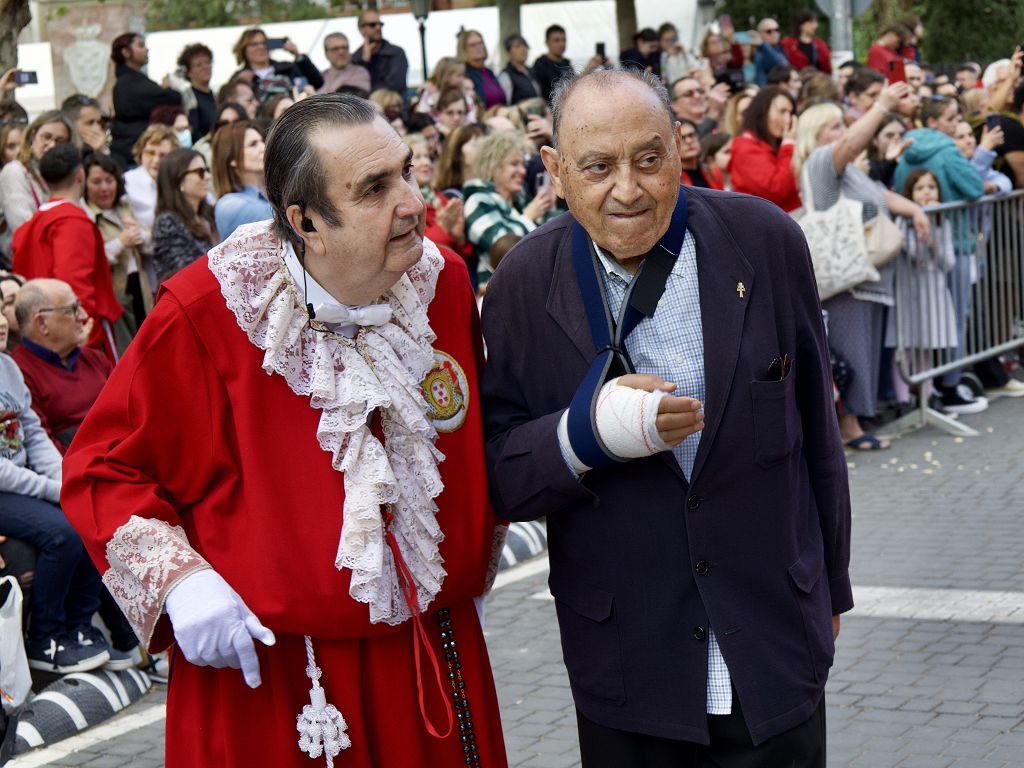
[175,129,193,149]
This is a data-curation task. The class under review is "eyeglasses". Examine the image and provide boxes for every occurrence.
[675,88,706,99]
[38,300,81,316]
[183,166,211,179]
[763,27,780,34]
[325,46,348,54]
[680,132,700,142]
[246,40,268,49]
[360,21,383,28]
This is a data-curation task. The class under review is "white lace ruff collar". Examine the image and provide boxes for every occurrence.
[207,221,447,625]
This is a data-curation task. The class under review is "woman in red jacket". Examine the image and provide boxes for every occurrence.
[728,86,801,211]
[782,9,832,74]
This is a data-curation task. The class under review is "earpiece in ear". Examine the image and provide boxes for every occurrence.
[301,217,316,233]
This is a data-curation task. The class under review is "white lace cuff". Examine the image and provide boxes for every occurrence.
[102,515,212,649]
[482,523,509,595]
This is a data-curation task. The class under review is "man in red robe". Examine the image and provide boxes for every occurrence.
[62,94,507,768]
[11,144,123,363]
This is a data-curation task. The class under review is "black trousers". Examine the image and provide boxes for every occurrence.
[577,691,826,768]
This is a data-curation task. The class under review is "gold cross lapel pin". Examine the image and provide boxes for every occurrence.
[736,282,747,299]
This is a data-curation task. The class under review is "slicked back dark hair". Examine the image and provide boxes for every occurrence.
[263,93,378,244]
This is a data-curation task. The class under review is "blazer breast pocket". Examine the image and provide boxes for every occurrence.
[749,364,800,467]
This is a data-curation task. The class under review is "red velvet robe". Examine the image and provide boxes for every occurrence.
[62,245,507,767]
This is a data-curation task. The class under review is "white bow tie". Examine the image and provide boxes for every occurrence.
[310,301,393,328]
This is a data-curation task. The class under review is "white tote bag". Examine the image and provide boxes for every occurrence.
[0,576,32,712]
[796,166,879,300]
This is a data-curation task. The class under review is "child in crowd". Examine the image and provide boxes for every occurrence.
[953,121,1011,195]
[885,169,958,404]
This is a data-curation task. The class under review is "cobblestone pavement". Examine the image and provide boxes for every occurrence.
[12,395,1024,767]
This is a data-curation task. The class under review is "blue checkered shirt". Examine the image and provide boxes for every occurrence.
[592,231,733,715]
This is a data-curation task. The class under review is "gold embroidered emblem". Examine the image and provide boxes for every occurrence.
[421,351,469,432]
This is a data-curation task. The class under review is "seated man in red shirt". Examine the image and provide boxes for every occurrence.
[11,279,111,449]
[11,144,124,363]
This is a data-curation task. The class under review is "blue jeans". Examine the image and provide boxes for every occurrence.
[0,492,102,643]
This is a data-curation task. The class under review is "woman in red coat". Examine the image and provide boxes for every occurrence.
[728,86,801,212]
[782,9,832,74]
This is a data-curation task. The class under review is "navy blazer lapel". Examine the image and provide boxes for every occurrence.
[686,189,755,485]
[546,220,595,363]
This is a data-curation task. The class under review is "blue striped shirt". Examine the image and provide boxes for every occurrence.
[592,231,733,715]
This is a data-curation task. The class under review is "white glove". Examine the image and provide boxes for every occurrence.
[164,568,276,688]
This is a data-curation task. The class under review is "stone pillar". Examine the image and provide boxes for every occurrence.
[37,0,145,109]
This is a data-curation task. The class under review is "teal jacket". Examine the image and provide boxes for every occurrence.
[893,129,984,254]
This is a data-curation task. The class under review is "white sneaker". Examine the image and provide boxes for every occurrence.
[939,385,989,415]
[985,378,1024,398]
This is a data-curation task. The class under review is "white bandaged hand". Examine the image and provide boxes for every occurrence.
[164,569,276,688]
[558,377,674,473]
[595,377,674,458]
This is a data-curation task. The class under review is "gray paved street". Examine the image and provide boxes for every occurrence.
[12,394,1024,767]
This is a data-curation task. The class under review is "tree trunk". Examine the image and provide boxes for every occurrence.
[615,0,636,54]
[0,0,31,101]
[496,0,521,70]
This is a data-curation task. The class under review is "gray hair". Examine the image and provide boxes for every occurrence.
[263,93,378,244]
[14,280,56,334]
[324,32,349,48]
[549,66,675,150]
[60,94,102,124]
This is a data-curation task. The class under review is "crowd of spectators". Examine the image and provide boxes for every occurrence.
[0,5,1023,696]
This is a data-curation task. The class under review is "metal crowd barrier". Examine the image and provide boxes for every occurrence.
[889,189,1024,437]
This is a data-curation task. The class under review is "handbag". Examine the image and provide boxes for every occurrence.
[0,576,31,712]
[796,165,879,300]
[864,212,903,268]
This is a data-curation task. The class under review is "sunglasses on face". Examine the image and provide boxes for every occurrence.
[183,166,211,179]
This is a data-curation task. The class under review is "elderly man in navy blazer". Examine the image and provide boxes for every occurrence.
[481,67,852,766]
